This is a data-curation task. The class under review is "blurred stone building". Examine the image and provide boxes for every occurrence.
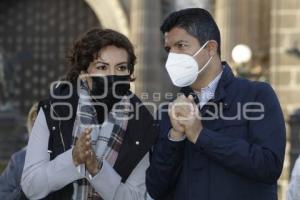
[270,0,300,199]
[0,0,299,199]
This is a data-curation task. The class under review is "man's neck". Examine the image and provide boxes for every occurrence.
[191,60,223,91]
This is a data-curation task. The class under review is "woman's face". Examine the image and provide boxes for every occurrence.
[87,45,130,76]
[84,45,130,90]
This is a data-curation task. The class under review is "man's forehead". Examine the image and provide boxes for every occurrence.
[164,27,190,45]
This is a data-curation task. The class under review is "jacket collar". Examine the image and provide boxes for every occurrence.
[180,61,236,109]
[213,62,235,106]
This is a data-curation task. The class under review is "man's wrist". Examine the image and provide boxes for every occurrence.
[190,131,200,144]
[169,128,186,141]
[189,127,203,144]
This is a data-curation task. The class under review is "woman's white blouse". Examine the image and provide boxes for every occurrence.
[21,109,150,200]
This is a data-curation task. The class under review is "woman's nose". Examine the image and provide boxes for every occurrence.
[108,67,116,75]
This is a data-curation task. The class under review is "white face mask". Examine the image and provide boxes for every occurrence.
[165,40,213,87]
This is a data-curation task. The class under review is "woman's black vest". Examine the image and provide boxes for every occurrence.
[22,83,158,200]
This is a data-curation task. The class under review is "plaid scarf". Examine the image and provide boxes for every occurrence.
[71,80,130,200]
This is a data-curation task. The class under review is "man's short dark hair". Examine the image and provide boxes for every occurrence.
[161,8,221,56]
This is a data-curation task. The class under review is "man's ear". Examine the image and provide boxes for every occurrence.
[207,40,218,56]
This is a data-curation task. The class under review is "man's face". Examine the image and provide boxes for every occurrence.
[164,27,211,72]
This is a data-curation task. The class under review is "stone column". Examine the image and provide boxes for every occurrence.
[130,0,173,106]
[270,0,300,199]
[215,0,271,73]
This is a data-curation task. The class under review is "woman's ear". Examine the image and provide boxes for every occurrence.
[80,70,88,74]
[79,70,87,81]
[130,73,136,82]
[79,71,93,90]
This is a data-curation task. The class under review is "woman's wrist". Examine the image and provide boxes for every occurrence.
[89,161,102,176]
[72,148,79,166]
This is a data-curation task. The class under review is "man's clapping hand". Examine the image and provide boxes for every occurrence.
[168,95,203,143]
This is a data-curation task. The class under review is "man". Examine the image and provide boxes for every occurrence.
[146,8,286,200]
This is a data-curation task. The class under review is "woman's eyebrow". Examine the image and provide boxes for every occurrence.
[115,61,128,66]
[95,60,109,65]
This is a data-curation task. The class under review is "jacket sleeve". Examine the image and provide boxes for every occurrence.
[88,153,150,200]
[194,82,286,184]
[21,109,83,199]
[146,110,185,199]
[0,152,22,200]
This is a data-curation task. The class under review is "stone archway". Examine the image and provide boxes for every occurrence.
[84,0,129,37]
[0,0,101,172]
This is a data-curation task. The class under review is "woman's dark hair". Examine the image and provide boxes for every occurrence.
[65,28,136,82]
[161,8,221,56]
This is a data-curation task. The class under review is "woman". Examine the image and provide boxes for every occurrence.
[21,28,157,200]
[0,103,38,200]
